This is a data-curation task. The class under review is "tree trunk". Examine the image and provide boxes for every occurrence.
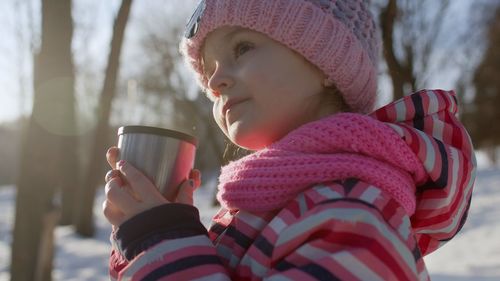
[10,0,74,280]
[10,121,58,281]
[74,0,133,237]
[58,1,78,226]
[380,0,416,100]
[59,133,79,225]
[34,206,60,281]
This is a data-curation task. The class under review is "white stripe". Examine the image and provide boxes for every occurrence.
[217,244,243,271]
[229,253,241,269]
[359,186,381,204]
[396,100,407,121]
[240,253,268,278]
[296,243,331,259]
[417,150,476,235]
[275,208,417,274]
[266,275,294,281]
[432,116,445,142]
[313,184,343,199]
[418,160,475,235]
[427,90,439,114]
[332,251,385,281]
[121,235,212,279]
[191,273,231,281]
[237,211,268,230]
[398,216,412,240]
[386,123,405,136]
[216,244,236,264]
[442,90,457,114]
[415,130,436,173]
[297,193,307,216]
[268,217,288,234]
[418,147,459,209]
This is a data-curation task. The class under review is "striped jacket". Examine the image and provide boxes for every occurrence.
[109,90,476,280]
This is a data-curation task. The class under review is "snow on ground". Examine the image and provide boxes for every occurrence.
[0,187,113,281]
[425,167,500,281]
[0,176,220,281]
[1,164,499,280]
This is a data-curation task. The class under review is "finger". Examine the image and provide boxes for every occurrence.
[106,146,120,169]
[102,199,125,226]
[105,176,142,215]
[117,160,166,204]
[105,169,120,183]
[189,169,202,189]
[176,179,195,205]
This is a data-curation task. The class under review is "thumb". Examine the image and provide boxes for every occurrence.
[175,179,196,205]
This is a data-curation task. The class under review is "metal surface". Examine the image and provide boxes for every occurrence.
[117,127,197,201]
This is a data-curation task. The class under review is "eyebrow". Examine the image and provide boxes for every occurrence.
[223,27,245,43]
[202,28,249,73]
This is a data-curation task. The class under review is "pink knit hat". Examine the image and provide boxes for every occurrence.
[180,0,380,114]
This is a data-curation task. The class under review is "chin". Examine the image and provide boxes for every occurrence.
[229,130,277,151]
[226,119,286,150]
[231,136,264,151]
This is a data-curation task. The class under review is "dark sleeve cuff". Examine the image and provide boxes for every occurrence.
[115,203,208,261]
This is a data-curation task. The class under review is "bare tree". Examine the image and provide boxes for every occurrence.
[378,0,452,100]
[128,8,232,206]
[376,0,500,162]
[468,6,500,162]
[74,0,133,237]
[11,0,75,280]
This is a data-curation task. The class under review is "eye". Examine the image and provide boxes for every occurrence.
[233,41,254,59]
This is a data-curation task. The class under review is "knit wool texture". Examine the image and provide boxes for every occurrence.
[217,113,427,215]
[180,0,380,114]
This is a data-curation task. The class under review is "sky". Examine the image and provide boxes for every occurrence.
[0,0,203,124]
[0,0,29,123]
[0,0,479,124]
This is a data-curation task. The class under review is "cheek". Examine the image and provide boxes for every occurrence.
[240,51,286,89]
[249,64,304,102]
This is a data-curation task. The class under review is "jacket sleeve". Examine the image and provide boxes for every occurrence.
[108,203,230,280]
[109,246,128,281]
[262,196,427,281]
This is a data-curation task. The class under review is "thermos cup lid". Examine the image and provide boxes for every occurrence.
[118,126,198,146]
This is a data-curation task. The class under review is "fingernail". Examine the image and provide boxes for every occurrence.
[118,160,126,168]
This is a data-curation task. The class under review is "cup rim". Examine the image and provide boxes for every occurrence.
[118,126,198,146]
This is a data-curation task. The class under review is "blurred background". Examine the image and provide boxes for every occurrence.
[0,0,499,280]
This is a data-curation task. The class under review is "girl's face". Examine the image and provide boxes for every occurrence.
[202,26,337,151]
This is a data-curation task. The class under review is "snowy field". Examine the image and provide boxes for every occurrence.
[1,156,499,280]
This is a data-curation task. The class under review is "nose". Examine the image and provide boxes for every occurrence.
[207,62,233,94]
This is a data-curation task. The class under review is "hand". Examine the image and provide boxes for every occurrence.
[102,146,201,227]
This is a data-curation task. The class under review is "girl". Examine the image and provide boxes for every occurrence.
[103,0,477,280]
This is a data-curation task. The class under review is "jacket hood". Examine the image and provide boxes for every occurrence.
[370,89,477,256]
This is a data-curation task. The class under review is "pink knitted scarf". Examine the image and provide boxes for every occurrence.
[217,113,428,215]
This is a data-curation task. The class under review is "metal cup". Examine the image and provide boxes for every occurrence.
[117,126,197,202]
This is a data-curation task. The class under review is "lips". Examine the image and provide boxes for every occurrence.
[222,98,250,116]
